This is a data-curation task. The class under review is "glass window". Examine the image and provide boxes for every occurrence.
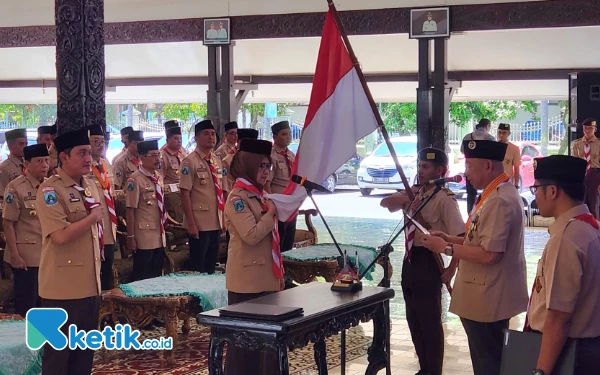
[373,141,417,157]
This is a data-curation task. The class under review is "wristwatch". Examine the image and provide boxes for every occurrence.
[444,243,454,256]
[532,370,546,375]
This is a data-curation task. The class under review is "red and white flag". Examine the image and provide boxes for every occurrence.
[267,9,379,221]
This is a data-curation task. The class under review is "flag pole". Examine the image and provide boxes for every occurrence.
[326,0,415,201]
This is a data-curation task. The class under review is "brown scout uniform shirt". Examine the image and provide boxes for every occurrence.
[36,168,103,300]
[221,152,235,193]
[502,142,521,184]
[2,173,46,267]
[225,187,280,294]
[47,143,58,177]
[0,155,24,199]
[112,150,140,190]
[160,147,187,185]
[88,158,117,245]
[572,136,600,169]
[179,150,223,232]
[215,143,235,160]
[401,186,466,246]
[529,204,600,338]
[268,145,295,194]
[125,168,166,250]
[450,182,529,322]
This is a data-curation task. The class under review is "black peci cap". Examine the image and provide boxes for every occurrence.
[237,128,259,141]
[534,155,587,184]
[194,120,214,134]
[271,121,290,134]
[128,131,144,142]
[224,121,238,132]
[54,128,90,154]
[239,139,272,156]
[23,144,49,161]
[120,126,134,136]
[137,140,159,155]
[37,126,54,135]
[164,120,179,130]
[166,126,182,138]
[418,147,448,166]
[462,140,507,162]
[498,123,511,131]
[88,125,104,137]
[6,129,26,141]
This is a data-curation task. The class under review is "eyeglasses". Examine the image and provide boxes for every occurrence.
[92,139,105,146]
[259,163,273,171]
[530,184,552,194]
[226,131,238,136]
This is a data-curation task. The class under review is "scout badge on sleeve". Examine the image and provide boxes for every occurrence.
[4,192,14,204]
[43,188,57,205]
[181,165,190,175]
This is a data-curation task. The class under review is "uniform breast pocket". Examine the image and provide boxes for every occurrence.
[142,192,155,201]
[463,269,486,286]
[138,222,157,230]
[67,202,88,222]
[242,256,266,267]
[197,171,209,186]
[277,162,287,170]
[23,200,36,213]
[169,162,179,170]
[55,249,83,267]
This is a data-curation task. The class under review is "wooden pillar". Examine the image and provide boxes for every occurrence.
[55,0,106,135]
[416,39,432,152]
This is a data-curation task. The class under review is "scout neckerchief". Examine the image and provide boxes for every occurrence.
[164,146,185,160]
[584,137,593,175]
[198,151,225,213]
[523,212,600,331]
[143,169,167,233]
[277,147,294,174]
[404,185,426,262]
[464,173,510,240]
[92,158,118,226]
[233,178,284,282]
[73,184,105,260]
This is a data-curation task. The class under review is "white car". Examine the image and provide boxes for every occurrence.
[357,136,418,196]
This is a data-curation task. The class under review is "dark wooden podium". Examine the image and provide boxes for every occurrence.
[197,282,395,375]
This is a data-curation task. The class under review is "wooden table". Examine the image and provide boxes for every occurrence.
[100,288,202,366]
[197,282,394,375]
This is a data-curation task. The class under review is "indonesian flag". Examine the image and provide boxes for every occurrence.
[267,9,379,221]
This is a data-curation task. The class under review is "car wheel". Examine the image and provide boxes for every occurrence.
[324,174,336,193]
[360,188,372,196]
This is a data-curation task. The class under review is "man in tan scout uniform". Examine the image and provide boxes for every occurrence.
[37,125,54,148]
[113,126,133,163]
[381,148,465,375]
[126,140,166,281]
[88,125,118,290]
[215,121,238,160]
[221,128,259,196]
[525,155,600,375]
[264,121,297,254]
[180,120,224,273]
[497,123,521,189]
[113,130,144,189]
[422,140,528,375]
[36,128,104,375]
[160,123,187,184]
[0,128,27,200]
[571,118,600,219]
[47,124,59,177]
[2,144,49,317]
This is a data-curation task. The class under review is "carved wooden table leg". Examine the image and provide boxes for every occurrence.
[182,315,191,334]
[314,337,328,375]
[209,330,226,375]
[278,340,290,375]
[164,307,179,366]
[365,301,391,375]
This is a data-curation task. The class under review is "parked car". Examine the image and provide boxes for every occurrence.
[287,143,361,193]
[357,136,418,196]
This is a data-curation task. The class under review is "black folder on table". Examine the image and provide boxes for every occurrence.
[499,329,577,375]
[219,303,304,322]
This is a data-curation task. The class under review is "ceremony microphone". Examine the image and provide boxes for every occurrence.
[427,175,462,185]
[291,175,332,194]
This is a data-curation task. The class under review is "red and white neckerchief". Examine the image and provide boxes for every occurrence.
[146,171,167,233]
[278,149,294,173]
[404,187,425,262]
[73,184,104,260]
[201,153,225,213]
[584,141,592,175]
[92,159,117,226]
[524,212,599,332]
[233,178,284,282]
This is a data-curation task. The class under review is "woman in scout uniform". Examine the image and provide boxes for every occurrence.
[179,120,224,273]
[526,155,600,375]
[381,148,465,375]
[160,125,187,184]
[125,140,167,282]
[571,118,600,219]
[497,123,521,189]
[88,125,118,290]
[2,144,49,317]
[113,130,144,189]
[0,128,27,200]
[215,121,238,160]
[224,138,281,375]
[36,128,104,375]
[421,140,528,375]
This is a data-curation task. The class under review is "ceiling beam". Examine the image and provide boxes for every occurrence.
[0,69,597,89]
[1,0,600,48]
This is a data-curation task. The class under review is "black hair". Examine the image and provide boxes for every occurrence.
[476,118,491,129]
[537,178,586,202]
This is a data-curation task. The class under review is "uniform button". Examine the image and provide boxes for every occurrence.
[472,277,476,281]
[253,260,257,264]
[68,260,72,264]
[93,235,97,240]
[95,257,98,261]
[146,224,149,227]
[76,207,80,212]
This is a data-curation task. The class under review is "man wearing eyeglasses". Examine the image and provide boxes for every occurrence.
[215,121,238,160]
[571,118,600,219]
[87,125,117,290]
[160,121,187,184]
[421,140,528,375]
[526,155,600,375]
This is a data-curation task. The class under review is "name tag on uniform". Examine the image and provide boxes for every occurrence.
[69,193,80,202]
[198,166,207,172]
[24,196,36,201]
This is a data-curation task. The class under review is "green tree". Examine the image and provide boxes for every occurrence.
[380,103,417,134]
[240,103,297,128]
[161,103,208,123]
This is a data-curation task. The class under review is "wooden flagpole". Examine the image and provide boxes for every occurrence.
[325,0,414,202]
[326,0,452,295]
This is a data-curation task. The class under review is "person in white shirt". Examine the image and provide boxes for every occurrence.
[422,13,438,33]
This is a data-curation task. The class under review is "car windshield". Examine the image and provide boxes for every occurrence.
[373,141,417,157]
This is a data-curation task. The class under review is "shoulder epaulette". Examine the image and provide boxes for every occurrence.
[442,187,455,196]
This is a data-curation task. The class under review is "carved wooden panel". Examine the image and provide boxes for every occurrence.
[1,0,600,48]
[55,0,106,134]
